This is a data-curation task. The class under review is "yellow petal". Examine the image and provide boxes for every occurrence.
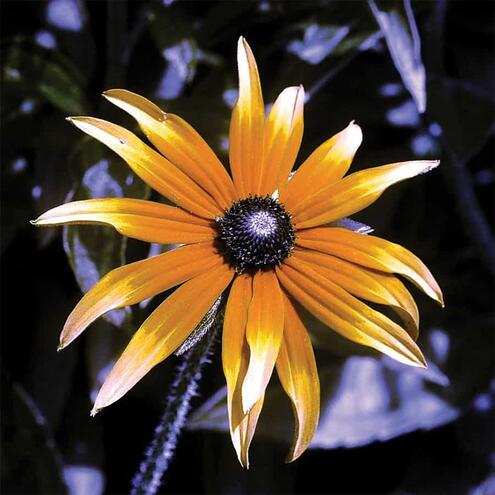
[32,198,215,244]
[59,242,221,349]
[276,263,426,368]
[223,274,264,468]
[67,117,220,218]
[242,270,284,414]
[258,86,304,195]
[296,227,443,306]
[103,89,235,210]
[276,293,319,463]
[291,249,419,339]
[229,37,264,197]
[223,274,252,429]
[281,122,362,208]
[92,263,234,413]
[291,160,440,228]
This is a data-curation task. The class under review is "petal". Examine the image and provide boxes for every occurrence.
[276,293,319,463]
[280,122,362,208]
[59,242,221,349]
[258,86,304,195]
[291,160,440,228]
[92,263,234,413]
[67,117,220,218]
[276,263,426,368]
[296,227,444,306]
[32,198,215,244]
[222,274,264,468]
[242,270,284,414]
[229,37,265,197]
[291,249,419,339]
[103,89,235,210]
[223,274,252,425]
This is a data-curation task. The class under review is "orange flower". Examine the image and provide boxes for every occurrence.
[32,37,443,467]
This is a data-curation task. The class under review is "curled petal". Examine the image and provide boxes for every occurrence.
[242,270,284,414]
[223,274,264,468]
[276,293,319,463]
[290,249,419,339]
[103,89,235,209]
[67,117,220,218]
[281,122,362,208]
[229,37,265,197]
[276,263,427,368]
[291,160,440,228]
[92,263,234,413]
[296,227,443,306]
[32,198,215,244]
[59,242,221,349]
[259,85,304,195]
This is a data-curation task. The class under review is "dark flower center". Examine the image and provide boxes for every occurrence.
[215,195,295,273]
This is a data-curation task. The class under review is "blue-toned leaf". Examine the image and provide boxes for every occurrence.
[2,376,67,494]
[3,39,87,114]
[63,139,149,331]
[369,0,426,113]
[189,315,495,450]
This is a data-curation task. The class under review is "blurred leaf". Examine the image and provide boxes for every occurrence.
[63,139,150,405]
[369,0,426,113]
[148,5,200,100]
[288,24,351,64]
[3,38,87,114]
[428,78,495,162]
[1,375,67,494]
[188,349,458,450]
[63,138,149,331]
[85,319,129,405]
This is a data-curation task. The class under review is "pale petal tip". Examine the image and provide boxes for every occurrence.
[242,396,254,416]
[419,159,440,175]
[29,219,38,225]
[90,406,100,417]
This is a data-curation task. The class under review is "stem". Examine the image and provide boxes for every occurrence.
[130,300,223,495]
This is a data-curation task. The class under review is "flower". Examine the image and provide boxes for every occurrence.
[32,37,443,467]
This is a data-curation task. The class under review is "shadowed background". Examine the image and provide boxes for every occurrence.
[1,0,494,494]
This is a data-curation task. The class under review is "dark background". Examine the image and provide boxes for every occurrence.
[1,1,494,494]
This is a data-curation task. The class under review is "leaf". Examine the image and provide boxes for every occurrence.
[288,24,351,65]
[2,38,87,114]
[1,376,67,494]
[63,138,149,331]
[148,5,200,100]
[188,350,457,450]
[369,0,426,113]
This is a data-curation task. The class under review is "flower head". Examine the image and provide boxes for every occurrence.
[32,37,443,467]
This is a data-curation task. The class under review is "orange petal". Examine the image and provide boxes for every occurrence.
[223,274,264,468]
[103,89,235,210]
[31,198,215,244]
[229,37,264,197]
[296,227,443,306]
[223,274,252,429]
[67,117,220,218]
[242,270,284,414]
[59,242,221,349]
[258,86,304,195]
[276,293,319,463]
[291,249,419,339]
[276,263,426,368]
[281,122,362,208]
[291,160,440,228]
[92,263,234,413]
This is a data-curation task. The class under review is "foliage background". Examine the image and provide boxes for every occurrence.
[1,0,494,494]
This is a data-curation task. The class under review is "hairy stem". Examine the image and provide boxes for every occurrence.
[130,299,223,495]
